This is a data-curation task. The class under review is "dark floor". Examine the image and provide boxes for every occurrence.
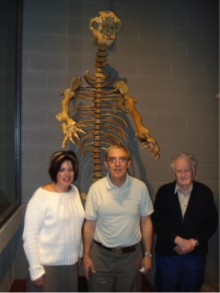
[10,275,155,292]
[9,279,26,292]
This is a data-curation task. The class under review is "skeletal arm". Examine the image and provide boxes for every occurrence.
[115,80,160,159]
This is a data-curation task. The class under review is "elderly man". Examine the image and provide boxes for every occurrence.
[152,152,218,292]
[83,144,154,292]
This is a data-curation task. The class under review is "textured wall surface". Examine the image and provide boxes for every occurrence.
[0,206,26,292]
[21,0,219,284]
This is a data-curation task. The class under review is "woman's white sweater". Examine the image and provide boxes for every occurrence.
[23,185,85,281]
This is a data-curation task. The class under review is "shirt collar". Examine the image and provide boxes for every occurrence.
[106,172,130,189]
[174,182,193,194]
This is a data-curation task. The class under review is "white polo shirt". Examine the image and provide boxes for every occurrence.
[85,173,153,247]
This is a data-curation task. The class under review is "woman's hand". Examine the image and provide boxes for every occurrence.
[33,275,44,287]
[78,257,83,266]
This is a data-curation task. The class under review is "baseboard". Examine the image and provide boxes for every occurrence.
[9,279,26,292]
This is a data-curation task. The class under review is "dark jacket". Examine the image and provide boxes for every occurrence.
[152,181,218,256]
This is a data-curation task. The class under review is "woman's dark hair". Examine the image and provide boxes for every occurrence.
[48,151,79,183]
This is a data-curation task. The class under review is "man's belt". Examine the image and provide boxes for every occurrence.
[94,240,137,254]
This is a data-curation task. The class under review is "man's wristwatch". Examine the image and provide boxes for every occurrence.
[193,239,199,246]
[145,252,153,258]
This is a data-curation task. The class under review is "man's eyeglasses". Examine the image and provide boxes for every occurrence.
[107,157,128,164]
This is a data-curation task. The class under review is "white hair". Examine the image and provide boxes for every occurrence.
[170,152,197,172]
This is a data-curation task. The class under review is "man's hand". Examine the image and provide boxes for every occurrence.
[83,255,96,281]
[83,220,97,280]
[33,275,44,287]
[140,256,152,274]
[174,236,196,254]
[173,245,184,255]
[140,215,153,274]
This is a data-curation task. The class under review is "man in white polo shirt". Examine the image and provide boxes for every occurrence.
[83,144,154,292]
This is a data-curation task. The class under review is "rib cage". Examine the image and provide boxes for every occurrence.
[56,11,160,182]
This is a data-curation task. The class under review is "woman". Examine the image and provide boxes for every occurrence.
[23,151,85,292]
